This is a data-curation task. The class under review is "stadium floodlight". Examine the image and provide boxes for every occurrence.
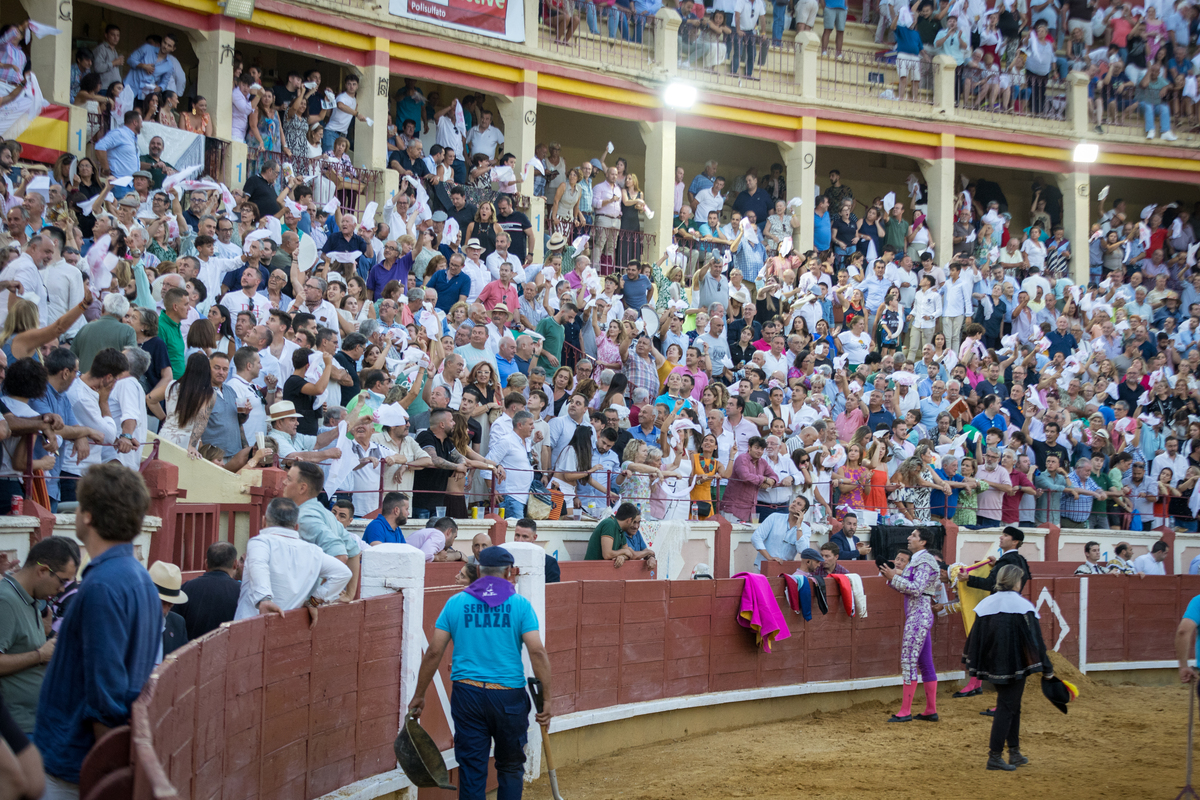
[663,82,697,110]
[221,0,256,20]
[1073,143,1099,163]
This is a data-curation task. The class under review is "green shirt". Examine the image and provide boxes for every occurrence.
[159,312,186,377]
[885,217,908,250]
[70,314,138,374]
[585,516,627,560]
[744,400,764,419]
[1093,469,1113,513]
[0,576,47,734]
[536,316,565,372]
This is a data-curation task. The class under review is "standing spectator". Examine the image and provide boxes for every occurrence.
[33,463,160,795]
[177,542,241,640]
[413,408,466,518]
[1137,63,1177,140]
[324,76,366,153]
[0,537,79,735]
[731,0,767,77]
[149,561,189,657]
[235,497,351,618]
[94,112,142,188]
[592,166,623,267]
[495,195,533,264]
[490,410,535,518]
[464,110,505,160]
[821,0,848,56]
[974,448,1012,526]
[1060,456,1108,528]
[71,293,137,374]
[92,24,125,89]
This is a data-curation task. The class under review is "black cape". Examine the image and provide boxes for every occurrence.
[962,607,1051,685]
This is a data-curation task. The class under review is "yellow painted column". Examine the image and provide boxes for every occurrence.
[918,133,955,267]
[18,0,72,105]
[495,70,539,197]
[354,39,392,174]
[1057,170,1091,286]
[778,117,817,253]
[189,19,236,142]
[639,114,677,261]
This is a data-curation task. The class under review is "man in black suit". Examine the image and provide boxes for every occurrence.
[513,518,559,583]
[177,542,242,641]
[965,526,1032,593]
[149,561,190,657]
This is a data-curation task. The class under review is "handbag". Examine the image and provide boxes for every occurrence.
[526,479,554,520]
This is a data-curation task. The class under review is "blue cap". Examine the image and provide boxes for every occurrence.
[589,158,604,170]
[477,546,515,567]
[800,548,823,561]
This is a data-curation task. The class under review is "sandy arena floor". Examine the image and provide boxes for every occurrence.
[531,658,1192,800]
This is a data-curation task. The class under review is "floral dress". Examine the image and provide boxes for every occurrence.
[594,333,621,381]
[910,466,935,523]
[257,110,281,153]
[283,112,308,160]
[651,262,671,312]
[620,462,653,520]
[839,465,870,510]
[952,479,990,527]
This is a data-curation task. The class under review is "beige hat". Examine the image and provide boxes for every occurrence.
[465,238,483,251]
[149,561,188,604]
[267,401,302,422]
[547,232,566,249]
[492,303,510,314]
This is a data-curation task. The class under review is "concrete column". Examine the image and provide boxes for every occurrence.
[794,31,819,101]
[778,119,817,253]
[654,9,680,70]
[189,18,236,142]
[1057,170,1091,285]
[932,54,957,119]
[495,70,538,197]
[67,106,88,159]
[1067,71,1090,138]
[528,195,546,265]
[360,544,426,760]
[500,541,546,783]
[918,135,955,268]
[355,40,392,173]
[524,0,540,49]
[639,115,678,262]
[19,0,72,105]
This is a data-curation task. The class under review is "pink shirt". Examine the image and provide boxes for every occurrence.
[478,279,518,312]
[724,454,779,523]
[835,408,866,442]
[975,464,1011,520]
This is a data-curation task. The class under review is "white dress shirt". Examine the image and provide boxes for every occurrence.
[43,260,87,340]
[64,379,118,473]
[341,439,396,517]
[0,254,48,327]
[103,376,147,470]
[234,526,351,619]
[1131,552,1166,576]
[759,453,801,506]
[221,290,272,326]
[942,272,974,317]
[911,287,942,329]
[462,258,490,303]
[227,373,268,441]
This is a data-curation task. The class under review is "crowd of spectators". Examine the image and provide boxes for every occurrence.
[1,8,1196,799]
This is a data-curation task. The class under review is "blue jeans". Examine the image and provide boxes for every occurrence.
[1140,102,1171,134]
[322,127,343,152]
[772,1,790,41]
[451,682,530,800]
[586,3,621,37]
[732,31,756,76]
[501,496,526,520]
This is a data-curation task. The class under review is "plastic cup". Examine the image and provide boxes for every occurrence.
[573,507,582,521]
[435,506,446,518]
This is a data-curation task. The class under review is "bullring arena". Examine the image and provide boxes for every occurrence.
[104,517,1195,800]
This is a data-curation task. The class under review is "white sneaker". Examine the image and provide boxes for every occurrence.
[1147,129,1156,139]
[1162,130,1178,141]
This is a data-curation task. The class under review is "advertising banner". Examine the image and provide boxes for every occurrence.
[389,0,525,43]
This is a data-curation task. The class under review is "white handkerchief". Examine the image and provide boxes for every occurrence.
[325,250,363,264]
[882,192,896,213]
[322,197,340,215]
[364,117,374,128]
[571,234,590,252]
[787,196,802,209]
[376,403,410,426]
[1141,203,1157,221]
[110,176,134,187]
[361,201,378,229]
[27,21,62,40]
[606,141,614,154]
[644,207,655,220]
[1097,185,1110,202]
[965,229,976,243]
[1188,242,1200,267]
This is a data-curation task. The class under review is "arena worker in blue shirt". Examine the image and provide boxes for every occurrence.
[363,492,408,545]
[408,547,552,800]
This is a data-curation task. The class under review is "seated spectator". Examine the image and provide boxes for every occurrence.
[513,518,560,583]
[750,494,810,568]
[406,517,465,562]
[1074,540,1109,575]
[177,542,242,640]
[583,502,656,571]
[1133,540,1169,575]
[812,541,850,578]
[364,492,409,545]
[235,497,352,618]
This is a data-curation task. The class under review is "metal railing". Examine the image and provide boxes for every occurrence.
[954,67,1068,122]
[553,220,656,273]
[817,49,933,107]
[203,136,229,183]
[678,30,796,95]
[86,110,110,145]
[540,0,661,68]
[246,147,382,218]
